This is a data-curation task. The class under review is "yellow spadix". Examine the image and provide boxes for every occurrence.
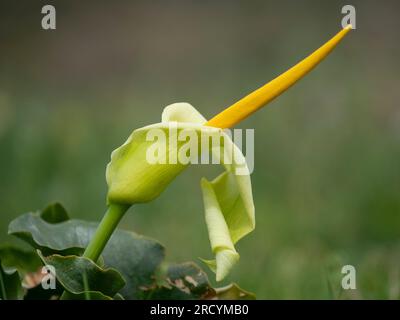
[206,25,352,129]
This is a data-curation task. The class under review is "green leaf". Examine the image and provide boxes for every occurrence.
[8,213,86,256]
[100,227,165,299]
[70,291,124,300]
[9,211,165,299]
[40,203,69,224]
[0,259,24,300]
[38,251,125,297]
[113,293,125,300]
[214,283,256,300]
[142,262,215,300]
[0,244,41,274]
[71,292,113,300]
[8,204,255,300]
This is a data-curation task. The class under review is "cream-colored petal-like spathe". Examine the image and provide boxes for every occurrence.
[106,102,255,281]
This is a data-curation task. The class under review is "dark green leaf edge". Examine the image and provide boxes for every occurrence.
[37,250,126,297]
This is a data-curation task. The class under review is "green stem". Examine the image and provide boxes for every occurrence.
[60,203,129,300]
[83,203,129,261]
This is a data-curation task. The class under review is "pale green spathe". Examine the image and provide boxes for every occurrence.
[106,102,255,281]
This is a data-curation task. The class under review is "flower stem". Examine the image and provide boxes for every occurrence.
[60,203,129,299]
[83,203,129,261]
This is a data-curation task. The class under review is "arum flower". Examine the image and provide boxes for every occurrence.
[106,102,254,281]
[82,26,351,283]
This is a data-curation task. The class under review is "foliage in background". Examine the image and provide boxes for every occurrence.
[1,203,254,300]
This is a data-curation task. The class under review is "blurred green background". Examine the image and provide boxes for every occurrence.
[1,0,399,299]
